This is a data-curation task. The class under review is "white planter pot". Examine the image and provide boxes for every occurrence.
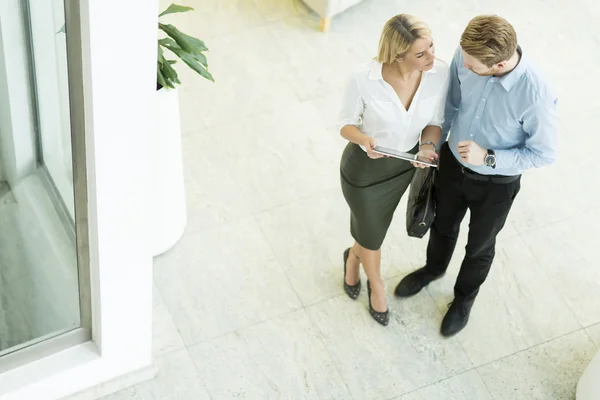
[577,350,600,399]
[152,87,186,256]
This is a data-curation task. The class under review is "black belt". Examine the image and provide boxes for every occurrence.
[461,167,520,184]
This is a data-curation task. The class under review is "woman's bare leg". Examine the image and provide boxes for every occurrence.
[356,243,387,312]
[345,241,387,311]
[344,242,361,285]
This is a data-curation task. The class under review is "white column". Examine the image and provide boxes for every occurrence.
[81,0,156,361]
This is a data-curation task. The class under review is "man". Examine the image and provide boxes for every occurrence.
[394,15,558,337]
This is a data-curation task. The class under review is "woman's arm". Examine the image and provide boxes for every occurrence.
[341,125,383,159]
[412,125,441,169]
[419,125,442,151]
[340,124,370,147]
[338,73,383,159]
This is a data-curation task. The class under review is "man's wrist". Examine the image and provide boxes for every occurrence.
[484,149,497,168]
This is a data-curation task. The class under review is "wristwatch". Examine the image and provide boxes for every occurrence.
[420,141,436,149]
[484,149,496,169]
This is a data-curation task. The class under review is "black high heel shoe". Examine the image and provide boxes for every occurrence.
[343,248,361,300]
[367,280,389,326]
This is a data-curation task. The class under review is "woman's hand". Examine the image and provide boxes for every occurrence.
[363,137,384,159]
[412,145,438,169]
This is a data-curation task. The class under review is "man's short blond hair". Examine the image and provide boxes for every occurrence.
[460,15,518,67]
[377,14,431,64]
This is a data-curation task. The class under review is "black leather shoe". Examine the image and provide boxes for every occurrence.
[394,267,444,298]
[367,280,389,326]
[441,297,474,337]
[343,248,361,300]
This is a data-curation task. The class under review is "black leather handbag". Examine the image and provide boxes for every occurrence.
[406,167,437,238]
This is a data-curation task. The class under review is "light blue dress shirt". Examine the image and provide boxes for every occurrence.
[441,47,558,176]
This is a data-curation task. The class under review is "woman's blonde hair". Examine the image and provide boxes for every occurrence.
[377,14,431,64]
[460,15,518,67]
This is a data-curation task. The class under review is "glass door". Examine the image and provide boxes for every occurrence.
[27,0,75,221]
[0,0,89,371]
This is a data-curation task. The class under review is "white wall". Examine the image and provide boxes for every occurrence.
[0,0,38,186]
[0,0,158,397]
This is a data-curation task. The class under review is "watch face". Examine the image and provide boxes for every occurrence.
[485,155,496,166]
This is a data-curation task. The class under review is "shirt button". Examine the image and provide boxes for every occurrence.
[476,116,480,119]
[470,134,473,137]
[482,98,486,102]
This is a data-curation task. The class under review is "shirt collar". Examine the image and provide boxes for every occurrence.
[498,46,526,91]
[368,61,383,80]
[368,60,437,80]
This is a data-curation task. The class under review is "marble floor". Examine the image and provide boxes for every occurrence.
[105,0,600,399]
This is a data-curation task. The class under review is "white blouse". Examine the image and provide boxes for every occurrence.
[338,59,449,152]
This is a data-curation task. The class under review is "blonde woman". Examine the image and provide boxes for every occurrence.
[339,14,449,325]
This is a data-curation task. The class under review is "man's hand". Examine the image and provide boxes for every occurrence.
[457,140,487,166]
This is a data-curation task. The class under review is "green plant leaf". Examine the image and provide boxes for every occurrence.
[180,53,214,82]
[192,52,208,68]
[157,64,169,88]
[158,43,165,63]
[197,65,214,82]
[160,37,208,68]
[158,63,176,89]
[158,37,179,48]
[159,23,208,53]
[162,61,180,84]
[160,40,213,82]
[157,15,214,87]
[158,46,181,86]
[159,3,194,17]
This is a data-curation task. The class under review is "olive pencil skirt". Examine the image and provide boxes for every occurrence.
[340,142,417,251]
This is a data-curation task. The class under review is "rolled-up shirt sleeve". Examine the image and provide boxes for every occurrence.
[495,96,558,170]
[439,49,462,149]
[337,74,364,132]
[428,69,450,129]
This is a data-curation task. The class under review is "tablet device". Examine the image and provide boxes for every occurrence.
[372,145,438,167]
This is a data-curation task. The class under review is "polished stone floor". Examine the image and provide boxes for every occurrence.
[104,0,600,398]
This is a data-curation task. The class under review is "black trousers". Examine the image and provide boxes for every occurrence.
[425,143,521,300]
